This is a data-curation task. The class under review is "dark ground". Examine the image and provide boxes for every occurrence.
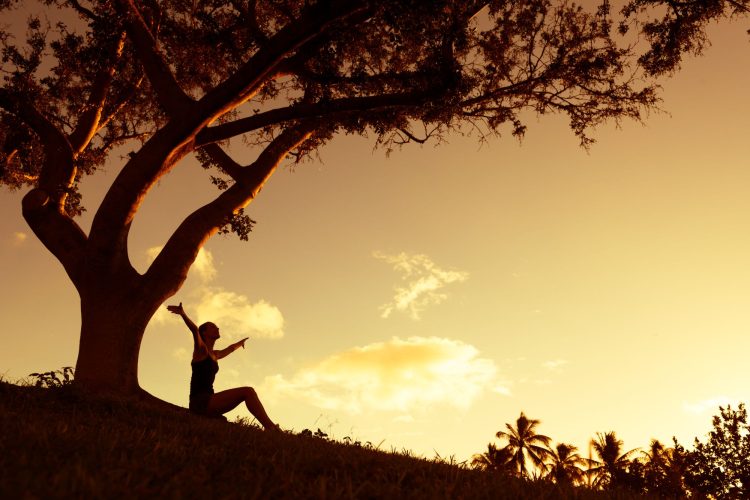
[0,380,643,499]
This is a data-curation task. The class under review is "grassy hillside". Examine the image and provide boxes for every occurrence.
[0,380,640,498]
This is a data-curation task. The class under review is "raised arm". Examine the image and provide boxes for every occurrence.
[167,302,205,354]
[215,337,248,360]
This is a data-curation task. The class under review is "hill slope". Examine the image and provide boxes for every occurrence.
[0,381,635,498]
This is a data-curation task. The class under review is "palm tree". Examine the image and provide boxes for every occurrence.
[496,412,552,479]
[642,439,666,463]
[589,431,638,489]
[545,443,588,486]
[641,439,688,496]
[640,439,667,493]
[471,443,514,474]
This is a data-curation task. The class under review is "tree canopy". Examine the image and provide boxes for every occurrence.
[1,0,658,216]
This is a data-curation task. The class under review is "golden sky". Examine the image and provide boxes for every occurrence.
[1,17,749,462]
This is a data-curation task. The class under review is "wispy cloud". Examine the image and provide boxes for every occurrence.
[264,336,500,414]
[173,347,191,362]
[542,359,569,371]
[393,414,415,423]
[374,252,468,320]
[492,385,513,396]
[148,246,284,339]
[682,396,734,415]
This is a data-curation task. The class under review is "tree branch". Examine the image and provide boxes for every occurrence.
[143,123,316,301]
[68,0,101,21]
[115,0,194,116]
[0,94,86,284]
[22,188,88,286]
[88,0,370,263]
[200,144,243,181]
[98,74,145,130]
[395,126,434,144]
[0,93,88,285]
[193,0,372,127]
[87,130,194,262]
[726,0,750,14]
[196,92,429,145]
[68,33,127,153]
[235,0,269,45]
[0,88,75,208]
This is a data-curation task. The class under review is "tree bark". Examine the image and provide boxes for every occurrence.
[73,269,157,395]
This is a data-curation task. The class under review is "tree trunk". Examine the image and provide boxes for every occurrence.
[73,279,157,396]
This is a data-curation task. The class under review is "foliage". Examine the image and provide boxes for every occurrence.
[544,443,587,486]
[621,0,750,76]
[471,442,515,474]
[0,0,663,221]
[588,431,642,491]
[659,443,690,497]
[28,366,74,388]
[0,0,660,206]
[682,403,750,498]
[473,405,750,496]
[639,438,689,497]
[299,427,331,440]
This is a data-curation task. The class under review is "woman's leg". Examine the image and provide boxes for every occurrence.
[206,387,277,429]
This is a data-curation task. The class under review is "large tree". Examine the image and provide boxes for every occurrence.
[683,404,750,498]
[1,0,658,397]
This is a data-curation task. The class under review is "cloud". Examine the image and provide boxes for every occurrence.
[192,248,218,282]
[492,385,513,396]
[374,252,468,320]
[264,336,499,414]
[194,289,284,340]
[393,414,415,423]
[146,246,216,282]
[542,359,569,371]
[146,247,284,339]
[11,232,27,246]
[682,396,734,415]
[146,246,161,264]
[173,347,191,362]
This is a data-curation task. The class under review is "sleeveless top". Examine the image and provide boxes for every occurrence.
[190,356,219,397]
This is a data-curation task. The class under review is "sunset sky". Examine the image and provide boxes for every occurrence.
[1,13,749,463]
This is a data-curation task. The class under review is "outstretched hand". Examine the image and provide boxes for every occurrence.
[237,337,249,349]
[167,302,184,315]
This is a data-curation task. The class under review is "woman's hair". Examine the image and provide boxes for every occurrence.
[198,322,212,341]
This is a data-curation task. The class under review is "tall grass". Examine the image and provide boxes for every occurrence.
[0,380,642,498]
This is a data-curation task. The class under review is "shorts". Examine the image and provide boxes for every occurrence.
[189,392,213,415]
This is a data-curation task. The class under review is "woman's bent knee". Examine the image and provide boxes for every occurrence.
[245,386,257,398]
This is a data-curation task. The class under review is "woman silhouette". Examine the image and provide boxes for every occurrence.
[167,302,277,430]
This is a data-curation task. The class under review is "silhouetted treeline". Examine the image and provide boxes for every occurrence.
[472,404,749,498]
